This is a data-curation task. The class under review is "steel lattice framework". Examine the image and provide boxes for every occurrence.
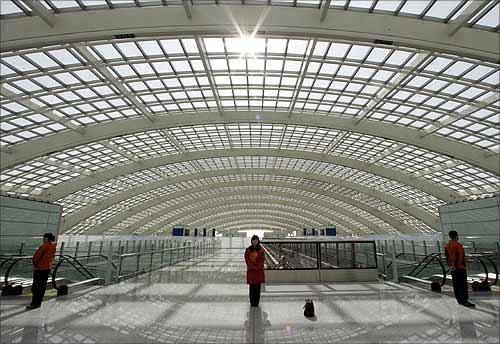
[0,0,499,236]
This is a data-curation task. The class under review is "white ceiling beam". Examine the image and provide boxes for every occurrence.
[355,52,430,124]
[194,35,223,116]
[93,191,388,235]
[43,158,92,176]
[1,112,497,174]
[288,38,317,118]
[99,141,139,162]
[76,180,412,235]
[135,203,333,236]
[2,6,498,62]
[182,0,192,19]
[73,44,157,123]
[420,93,499,138]
[59,168,438,232]
[20,0,56,27]
[40,148,463,204]
[448,0,492,36]
[412,160,461,178]
[0,85,85,135]
[320,0,331,23]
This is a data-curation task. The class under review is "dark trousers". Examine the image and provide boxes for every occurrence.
[451,269,469,305]
[249,283,261,307]
[31,269,51,307]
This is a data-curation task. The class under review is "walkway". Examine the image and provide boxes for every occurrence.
[1,249,498,343]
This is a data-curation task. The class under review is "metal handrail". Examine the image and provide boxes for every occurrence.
[51,255,98,290]
[3,256,32,288]
[405,253,447,286]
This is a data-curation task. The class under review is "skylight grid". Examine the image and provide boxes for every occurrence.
[110,132,180,159]
[0,0,493,37]
[334,133,393,161]
[332,186,430,232]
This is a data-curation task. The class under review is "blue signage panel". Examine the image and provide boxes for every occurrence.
[172,227,184,236]
[325,227,336,236]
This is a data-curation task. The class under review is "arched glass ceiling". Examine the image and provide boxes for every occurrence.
[0,4,499,236]
[1,0,499,33]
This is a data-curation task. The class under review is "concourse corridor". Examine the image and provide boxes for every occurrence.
[1,248,499,344]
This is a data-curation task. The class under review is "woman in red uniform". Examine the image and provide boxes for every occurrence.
[245,235,265,307]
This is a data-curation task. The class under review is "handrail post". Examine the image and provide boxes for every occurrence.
[351,243,356,268]
[75,241,80,258]
[472,241,477,253]
[160,241,165,267]
[118,246,124,281]
[391,244,398,283]
[423,241,428,255]
[18,242,25,255]
[317,242,321,270]
[104,241,113,285]
[412,240,416,261]
[87,242,92,264]
[136,252,141,275]
[150,250,154,272]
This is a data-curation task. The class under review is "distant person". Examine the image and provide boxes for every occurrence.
[275,255,288,269]
[244,235,265,307]
[445,230,475,308]
[26,233,56,310]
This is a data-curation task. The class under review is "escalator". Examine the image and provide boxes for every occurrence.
[382,251,499,292]
[0,254,104,297]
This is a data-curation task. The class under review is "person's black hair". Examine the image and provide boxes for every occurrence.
[248,235,261,251]
[43,232,55,242]
[448,230,458,239]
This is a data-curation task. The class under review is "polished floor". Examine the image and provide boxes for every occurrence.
[1,249,498,343]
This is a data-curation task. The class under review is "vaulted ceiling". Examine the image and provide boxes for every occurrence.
[1,0,499,236]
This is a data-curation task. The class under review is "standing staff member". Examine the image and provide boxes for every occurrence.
[26,233,57,310]
[245,235,265,307]
[445,230,475,308]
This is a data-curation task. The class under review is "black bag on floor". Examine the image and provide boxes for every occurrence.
[471,281,480,291]
[479,280,491,292]
[303,299,315,317]
[430,281,441,292]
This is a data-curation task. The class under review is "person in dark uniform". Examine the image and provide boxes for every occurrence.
[244,235,265,307]
[26,233,57,310]
[445,230,475,308]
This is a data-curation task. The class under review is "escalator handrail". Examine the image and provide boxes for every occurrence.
[411,253,443,278]
[482,256,499,286]
[406,252,446,285]
[51,254,119,290]
[412,254,447,286]
[3,256,33,288]
[2,254,115,290]
[51,255,96,290]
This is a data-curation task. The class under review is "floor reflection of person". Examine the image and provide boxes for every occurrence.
[244,306,271,343]
[244,235,265,307]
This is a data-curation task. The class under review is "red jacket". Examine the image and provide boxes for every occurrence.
[245,245,265,285]
[445,240,466,270]
[32,242,56,271]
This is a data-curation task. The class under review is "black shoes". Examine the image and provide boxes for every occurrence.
[25,305,40,310]
[460,302,476,308]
